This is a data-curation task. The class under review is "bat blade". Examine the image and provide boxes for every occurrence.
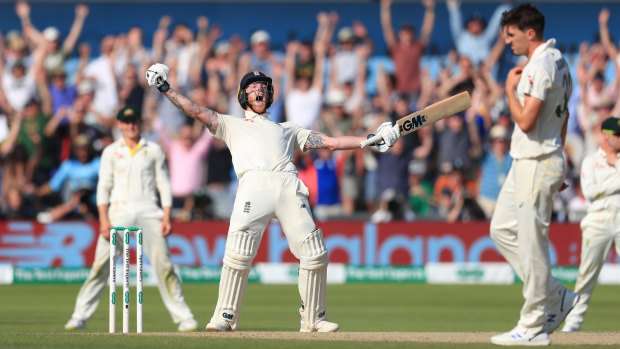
[396,91,471,136]
[361,91,471,148]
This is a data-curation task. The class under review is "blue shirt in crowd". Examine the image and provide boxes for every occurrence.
[478,151,512,200]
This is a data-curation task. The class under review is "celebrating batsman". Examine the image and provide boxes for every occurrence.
[145,63,399,332]
[489,4,579,346]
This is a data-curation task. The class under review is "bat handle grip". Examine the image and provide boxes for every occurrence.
[360,134,384,148]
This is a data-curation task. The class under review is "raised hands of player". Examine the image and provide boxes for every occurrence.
[146,63,170,93]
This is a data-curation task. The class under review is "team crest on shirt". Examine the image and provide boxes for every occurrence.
[528,75,533,85]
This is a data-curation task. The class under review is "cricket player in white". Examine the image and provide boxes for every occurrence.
[489,4,579,346]
[145,65,399,332]
[562,117,620,332]
[64,106,199,332]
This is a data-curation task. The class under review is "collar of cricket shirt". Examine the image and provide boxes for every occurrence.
[120,137,146,157]
[530,38,556,60]
[244,110,270,121]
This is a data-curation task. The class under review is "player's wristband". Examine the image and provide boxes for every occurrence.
[158,81,170,93]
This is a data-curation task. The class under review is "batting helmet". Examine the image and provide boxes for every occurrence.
[237,71,274,110]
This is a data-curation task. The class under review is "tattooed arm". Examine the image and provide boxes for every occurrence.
[303,131,366,151]
[164,88,220,134]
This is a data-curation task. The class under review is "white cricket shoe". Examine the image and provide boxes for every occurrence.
[560,323,580,332]
[543,288,580,334]
[299,318,339,332]
[64,318,86,330]
[205,320,233,332]
[490,328,550,346]
[177,318,199,332]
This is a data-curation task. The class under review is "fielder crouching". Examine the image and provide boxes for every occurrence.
[146,64,400,332]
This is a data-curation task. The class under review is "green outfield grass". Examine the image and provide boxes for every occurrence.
[1,283,618,348]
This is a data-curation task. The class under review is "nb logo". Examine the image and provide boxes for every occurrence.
[547,314,556,323]
[222,312,234,320]
[318,311,325,318]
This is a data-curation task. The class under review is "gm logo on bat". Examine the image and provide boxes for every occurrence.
[400,114,427,133]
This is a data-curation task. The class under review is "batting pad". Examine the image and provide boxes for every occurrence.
[298,229,329,331]
[211,230,259,330]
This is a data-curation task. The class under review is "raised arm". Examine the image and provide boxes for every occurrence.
[380,0,396,51]
[165,88,220,134]
[419,0,436,47]
[599,8,618,66]
[62,4,89,54]
[146,63,220,134]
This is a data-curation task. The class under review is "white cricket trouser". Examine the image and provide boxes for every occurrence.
[490,150,566,333]
[210,171,317,328]
[70,201,194,324]
[564,208,620,328]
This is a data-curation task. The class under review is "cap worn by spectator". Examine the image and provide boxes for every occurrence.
[250,30,270,45]
[8,36,26,51]
[73,134,91,148]
[77,80,95,95]
[12,59,26,69]
[601,117,620,135]
[214,41,230,55]
[326,89,346,106]
[50,67,67,78]
[43,27,60,42]
[337,27,355,42]
[489,125,509,141]
[117,106,141,121]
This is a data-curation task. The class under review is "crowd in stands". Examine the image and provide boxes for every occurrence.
[0,0,617,224]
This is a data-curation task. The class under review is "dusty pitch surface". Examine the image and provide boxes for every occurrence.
[102,331,620,345]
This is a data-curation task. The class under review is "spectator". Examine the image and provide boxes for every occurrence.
[446,0,510,66]
[313,149,342,221]
[242,29,282,78]
[205,138,235,220]
[84,36,119,122]
[476,124,512,219]
[35,134,100,223]
[371,139,412,222]
[380,0,435,100]
[408,159,434,219]
[283,16,328,130]
[435,111,480,174]
[15,1,89,74]
[154,115,213,220]
[1,41,45,113]
[0,185,35,219]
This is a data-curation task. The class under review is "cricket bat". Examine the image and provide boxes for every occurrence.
[360,91,472,148]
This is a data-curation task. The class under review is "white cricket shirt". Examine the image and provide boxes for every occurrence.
[96,137,172,207]
[213,110,311,179]
[580,147,620,213]
[510,39,572,159]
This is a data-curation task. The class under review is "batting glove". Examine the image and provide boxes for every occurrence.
[375,121,400,152]
[146,63,170,93]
